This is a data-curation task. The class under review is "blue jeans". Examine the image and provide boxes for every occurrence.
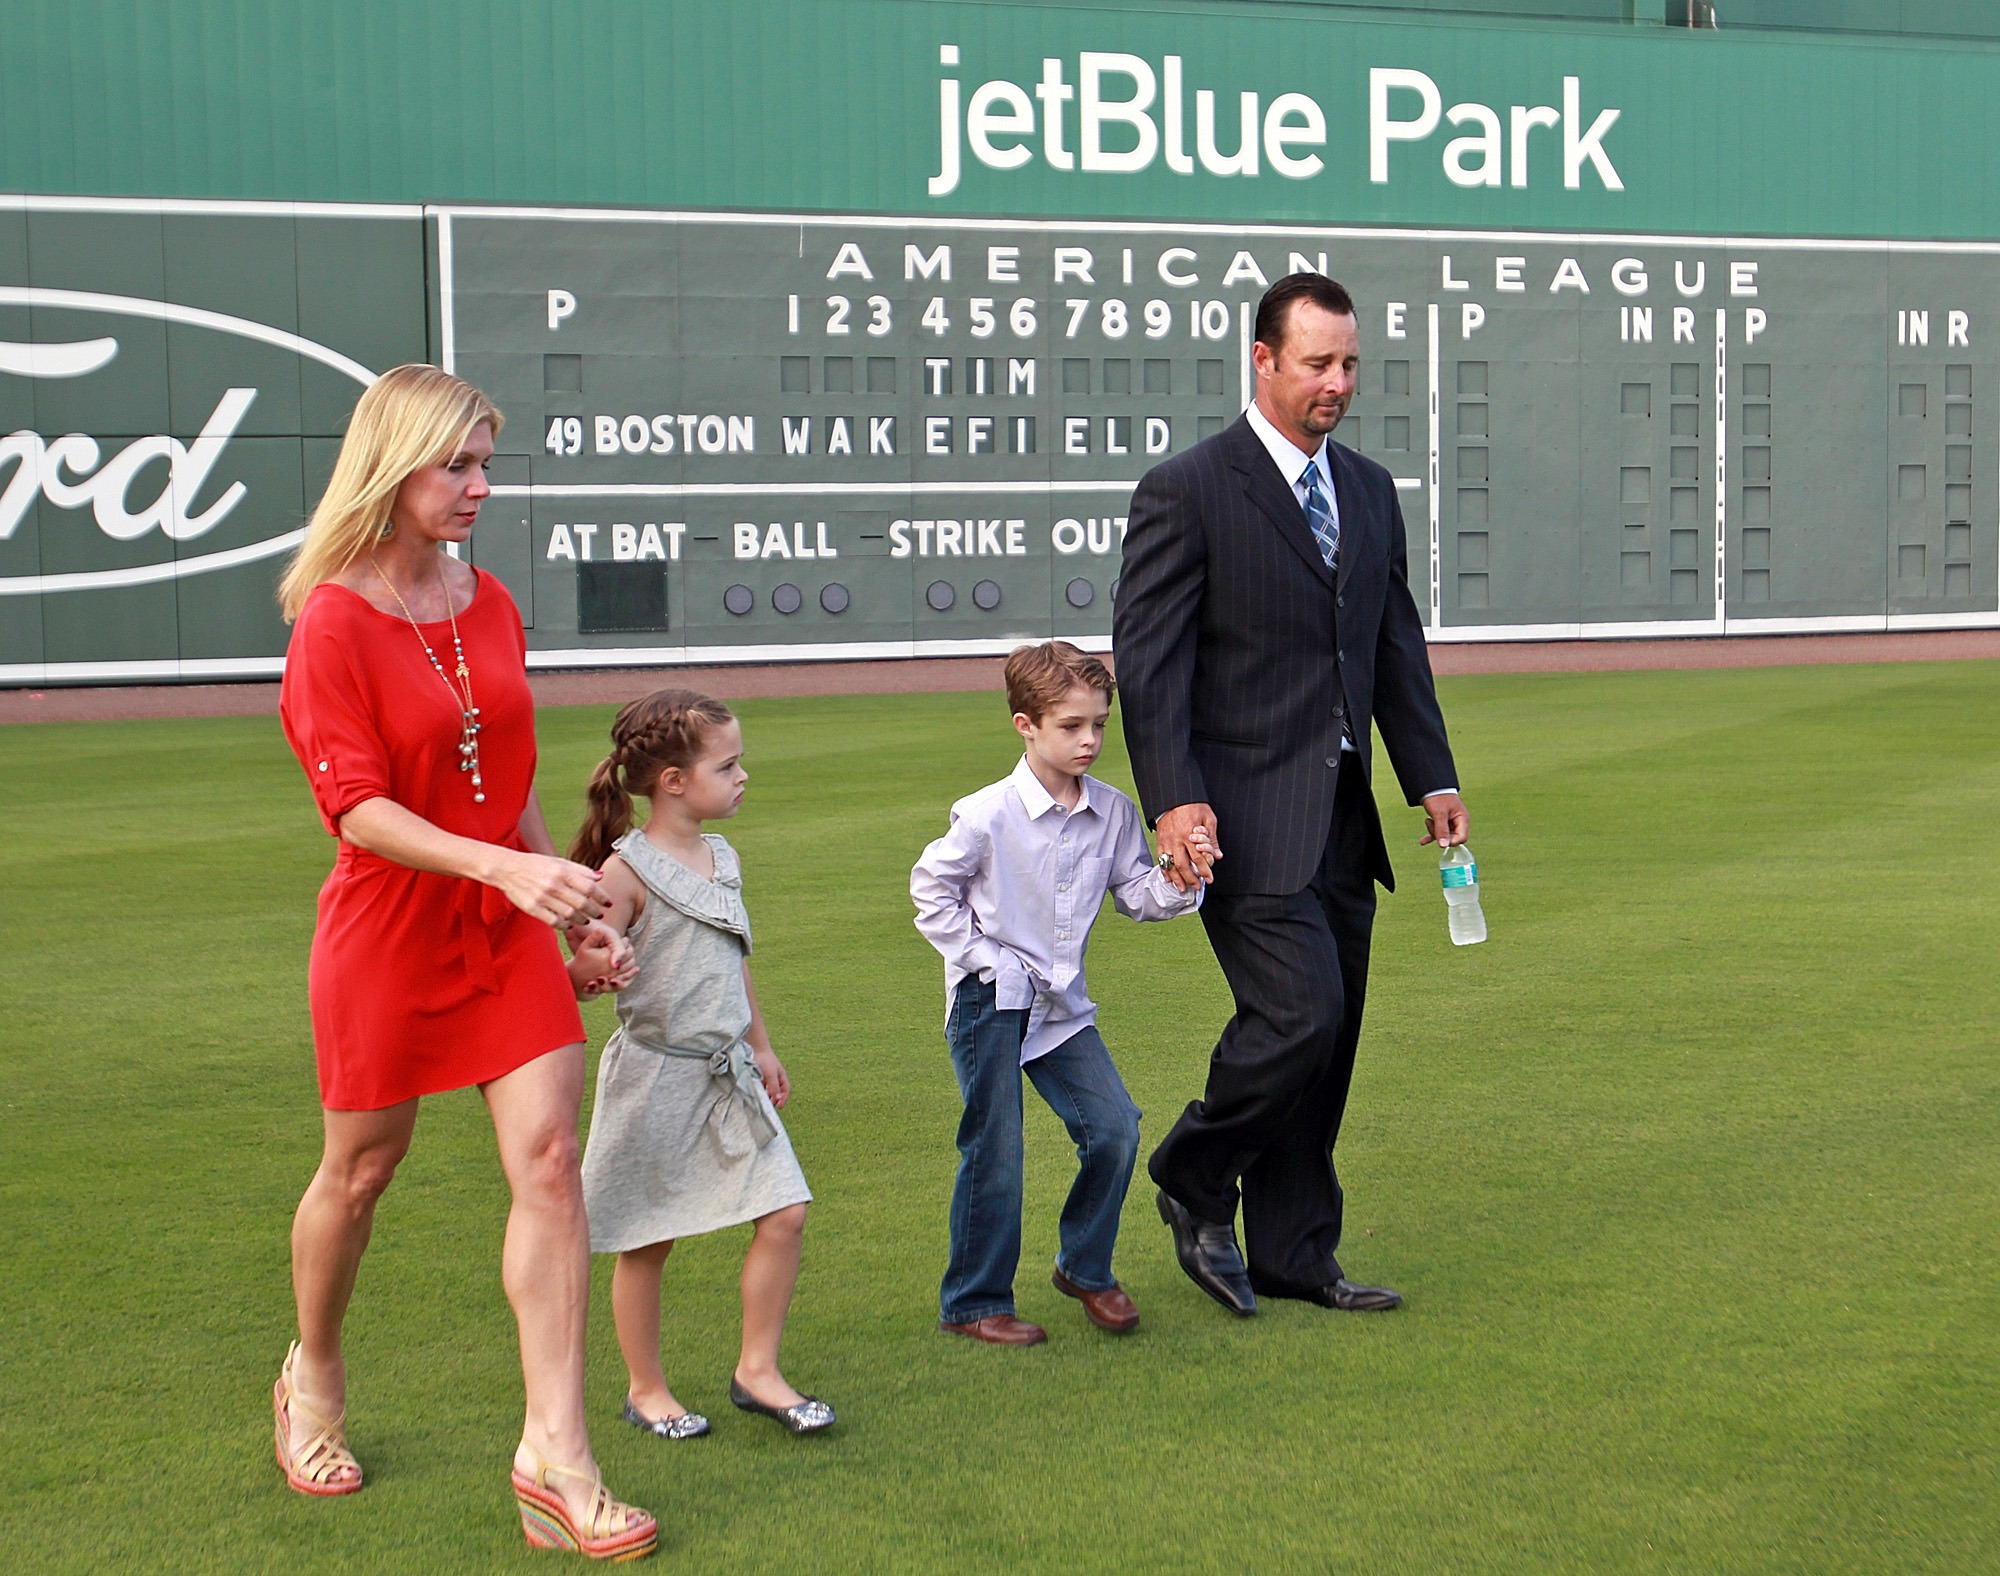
[940,976,1142,1324]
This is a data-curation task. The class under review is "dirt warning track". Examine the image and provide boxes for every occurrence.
[4,631,1998,726]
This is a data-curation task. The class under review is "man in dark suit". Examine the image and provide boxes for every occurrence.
[1114,272,1468,1316]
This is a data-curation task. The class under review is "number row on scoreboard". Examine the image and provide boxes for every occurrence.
[791,294,1239,343]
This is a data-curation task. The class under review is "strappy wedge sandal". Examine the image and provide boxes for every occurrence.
[512,1445,657,1562]
[273,1341,363,1497]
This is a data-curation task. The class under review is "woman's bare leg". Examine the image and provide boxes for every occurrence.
[287,1098,421,1468]
[612,1240,690,1418]
[481,1044,617,1518]
[733,1203,809,1408]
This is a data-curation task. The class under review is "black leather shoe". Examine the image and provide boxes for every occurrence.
[1155,1190,1256,1316]
[1266,1278,1403,1311]
[1249,1272,1403,1311]
[1324,1278,1402,1311]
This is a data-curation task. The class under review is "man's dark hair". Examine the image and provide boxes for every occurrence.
[1254,272,1356,356]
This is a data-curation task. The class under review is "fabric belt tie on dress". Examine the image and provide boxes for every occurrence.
[455,881,516,995]
[622,1030,778,1156]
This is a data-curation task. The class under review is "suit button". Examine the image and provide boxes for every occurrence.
[1326,756,1338,768]
[1337,596,1345,608]
[1337,650,1345,662]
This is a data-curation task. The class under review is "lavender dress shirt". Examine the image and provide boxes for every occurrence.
[911,756,1202,1064]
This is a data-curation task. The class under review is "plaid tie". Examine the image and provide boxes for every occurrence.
[1301,464,1338,571]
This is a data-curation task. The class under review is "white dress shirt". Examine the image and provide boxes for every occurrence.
[1247,399,1353,754]
[1242,400,1458,798]
[911,757,1202,1064]
[1247,398,1339,541]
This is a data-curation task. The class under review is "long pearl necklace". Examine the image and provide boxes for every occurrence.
[370,554,485,803]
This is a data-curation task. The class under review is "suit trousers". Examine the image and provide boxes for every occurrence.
[1147,762,1379,1292]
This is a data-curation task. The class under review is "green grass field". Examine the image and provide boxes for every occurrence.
[2,662,1996,1574]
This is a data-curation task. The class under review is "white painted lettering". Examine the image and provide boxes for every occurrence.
[967,81,1035,170]
[1509,103,1560,189]
[1263,93,1326,179]
[1443,103,1502,188]
[1222,251,1268,288]
[1370,68,1441,184]
[1562,77,1622,190]
[1080,53,1158,173]
[905,244,952,281]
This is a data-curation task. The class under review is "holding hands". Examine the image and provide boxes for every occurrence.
[565,919,638,999]
[1154,802,1221,892]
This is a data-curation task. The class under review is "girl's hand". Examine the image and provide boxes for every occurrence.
[565,921,635,998]
[495,850,611,928]
[753,1047,791,1108]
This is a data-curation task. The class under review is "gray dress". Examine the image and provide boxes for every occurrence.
[581,830,812,1253]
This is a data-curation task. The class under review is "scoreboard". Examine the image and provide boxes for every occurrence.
[1,198,1994,685]
[442,206,1998,666]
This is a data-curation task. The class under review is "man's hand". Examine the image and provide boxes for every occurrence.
[1419,792,1469,849]
[1156,802,1221,892]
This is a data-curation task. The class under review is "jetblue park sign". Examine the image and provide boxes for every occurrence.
[929,50,1624,197]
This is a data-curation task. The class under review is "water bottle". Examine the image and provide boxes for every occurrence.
[1439,843,1487,946]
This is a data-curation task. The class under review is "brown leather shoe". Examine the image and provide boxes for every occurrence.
[939,1313,1047,1346]
[1051,1267,1140,1334]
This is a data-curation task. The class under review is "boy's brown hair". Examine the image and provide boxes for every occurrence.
[1004,640,1114,722]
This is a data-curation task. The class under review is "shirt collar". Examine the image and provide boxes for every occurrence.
[1009,754,1101,820]
[1246,398,1331,495]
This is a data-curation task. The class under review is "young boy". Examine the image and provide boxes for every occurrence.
[911,641,1210,1344]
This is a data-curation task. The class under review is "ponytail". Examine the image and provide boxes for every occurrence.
[570,753,636,872]
[568,688,736,868]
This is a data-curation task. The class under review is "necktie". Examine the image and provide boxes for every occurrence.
[1301,463,1338,572]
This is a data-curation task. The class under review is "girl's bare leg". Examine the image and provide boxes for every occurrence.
[287,1099,421,1470]
[612,1239,693,1418]
[733,1203,809,1408]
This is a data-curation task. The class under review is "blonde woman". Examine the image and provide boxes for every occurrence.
[272,365,655,1560]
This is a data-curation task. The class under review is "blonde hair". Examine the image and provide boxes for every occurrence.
[277,365,504,621]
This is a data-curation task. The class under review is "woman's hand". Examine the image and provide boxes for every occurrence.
[493,849,612,928]
[753,1047,791,1108]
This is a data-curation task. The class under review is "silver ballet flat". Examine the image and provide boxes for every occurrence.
[728,1377,836,1434]
[622,1397,711,1440]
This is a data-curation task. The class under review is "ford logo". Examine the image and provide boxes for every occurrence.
[0,287,376,596]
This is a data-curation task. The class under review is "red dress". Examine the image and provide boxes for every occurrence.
[280,570,584,1110]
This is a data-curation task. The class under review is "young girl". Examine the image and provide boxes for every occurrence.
[567,689,834,1438]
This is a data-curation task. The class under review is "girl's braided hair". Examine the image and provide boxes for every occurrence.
[569,689,736,870]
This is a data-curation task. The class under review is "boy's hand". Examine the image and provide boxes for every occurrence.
[753,1046,791,1108]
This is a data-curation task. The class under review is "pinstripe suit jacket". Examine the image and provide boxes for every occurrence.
[1114,413,1457,897]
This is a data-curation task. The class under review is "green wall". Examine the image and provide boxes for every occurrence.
[6,0,2000,239]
